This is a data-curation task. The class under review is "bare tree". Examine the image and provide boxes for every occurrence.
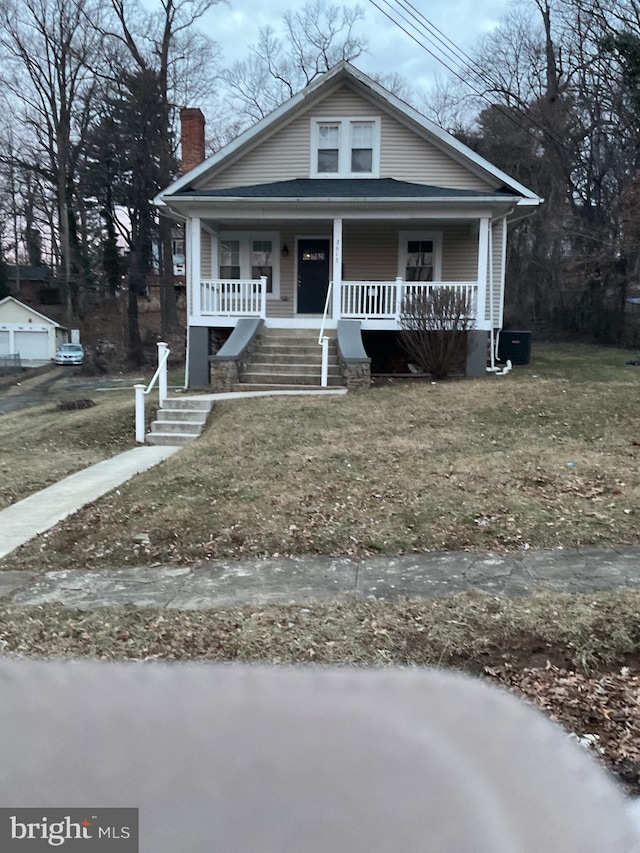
[0,0,106,326]
[101,0,221,343]
[222,2,368,123]
[433,0,640,343]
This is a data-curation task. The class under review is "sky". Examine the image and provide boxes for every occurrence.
[206,0,514,94]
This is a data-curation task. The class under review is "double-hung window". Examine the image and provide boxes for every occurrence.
[218,232,279,298]
[311,117,380,177]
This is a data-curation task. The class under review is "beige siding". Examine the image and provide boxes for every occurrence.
[379,118,492,190]
[441,225,477,280]
[311,85,381,117]
[200,83,495,192]
[200,228,212,278]
[267,227,294,319]
[342,223,397,280]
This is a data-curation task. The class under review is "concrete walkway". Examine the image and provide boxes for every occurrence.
[1,546,639,610]
[0,446,178,559]
[0,388,347,562]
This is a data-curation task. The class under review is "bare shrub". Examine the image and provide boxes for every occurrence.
[399,287,474,380]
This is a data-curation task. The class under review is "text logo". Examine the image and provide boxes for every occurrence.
[1,809,138,850]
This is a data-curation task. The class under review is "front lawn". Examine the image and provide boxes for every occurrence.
[2,342,639,571]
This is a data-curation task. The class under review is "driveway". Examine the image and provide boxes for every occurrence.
[0,366,144,415]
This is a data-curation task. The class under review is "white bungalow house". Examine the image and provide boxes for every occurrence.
[155,62,541,390]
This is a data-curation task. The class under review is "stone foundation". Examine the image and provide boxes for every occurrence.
[210,360,239,392]
[342,359,371,390]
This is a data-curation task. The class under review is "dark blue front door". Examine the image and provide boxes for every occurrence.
[297,239,330,314]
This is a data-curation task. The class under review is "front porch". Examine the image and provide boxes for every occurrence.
[186,214,503,335]
[194,277,479,330]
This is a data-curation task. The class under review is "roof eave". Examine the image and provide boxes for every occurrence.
[166,194,521,204]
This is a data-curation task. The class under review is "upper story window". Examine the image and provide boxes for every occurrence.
[311,117,380,178]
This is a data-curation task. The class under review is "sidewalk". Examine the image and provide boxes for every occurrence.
[1,546,639,609]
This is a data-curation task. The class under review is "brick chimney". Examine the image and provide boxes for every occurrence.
[180,107,206,174]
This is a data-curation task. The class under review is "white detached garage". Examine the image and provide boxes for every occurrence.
[0,297,67,366]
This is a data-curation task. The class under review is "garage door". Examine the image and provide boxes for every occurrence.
[0,330,9,356]
[14,329,49,361]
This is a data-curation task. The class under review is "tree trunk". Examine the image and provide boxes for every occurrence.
[126,248,145,365]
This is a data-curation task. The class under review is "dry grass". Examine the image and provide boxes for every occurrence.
[0,391,140,510]
[1,589,639,672]
[2,342,640,570]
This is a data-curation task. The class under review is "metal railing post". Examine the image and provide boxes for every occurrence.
[157,341,168,405]
[134,384,146,443]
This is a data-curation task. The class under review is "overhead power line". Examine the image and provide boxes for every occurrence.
[365,0,576,157]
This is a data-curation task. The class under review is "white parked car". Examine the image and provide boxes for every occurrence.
[55,343,84,365]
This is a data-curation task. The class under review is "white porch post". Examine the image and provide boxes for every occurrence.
[499,217,508,328]
[476,217,490,329]
[394,276,403,324]
[190,217,202,318]
[157,341,169,405]
[134,384,145,444]
[332,217,342,319]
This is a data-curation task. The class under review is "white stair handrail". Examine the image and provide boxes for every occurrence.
[134,341,170,443]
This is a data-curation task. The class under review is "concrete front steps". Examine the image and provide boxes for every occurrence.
[235,328,345,392]
[146,397,214,446]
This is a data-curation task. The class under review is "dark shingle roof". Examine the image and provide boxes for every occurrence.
[174,178,518,200]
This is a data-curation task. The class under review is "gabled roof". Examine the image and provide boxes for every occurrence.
[0,295,64,327]
[157,61,541,205]
[174,178,519,201]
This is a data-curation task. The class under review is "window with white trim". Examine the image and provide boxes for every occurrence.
[218,232,280,297]
[311,117,380,178]
[398,231,442,282]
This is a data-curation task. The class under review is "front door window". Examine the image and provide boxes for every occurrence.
[398,231,442,283]
[405,240,434,281]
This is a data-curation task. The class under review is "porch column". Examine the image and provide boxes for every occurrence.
[499,217,508,328]
[332,217,342,319]
[190,217,202,318]
[476,217,489,330]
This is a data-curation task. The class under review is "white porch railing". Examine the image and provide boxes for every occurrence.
[340,280,478,321]
[134,341,170,444]
[200,276,267,318]
[192,277,478,324]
